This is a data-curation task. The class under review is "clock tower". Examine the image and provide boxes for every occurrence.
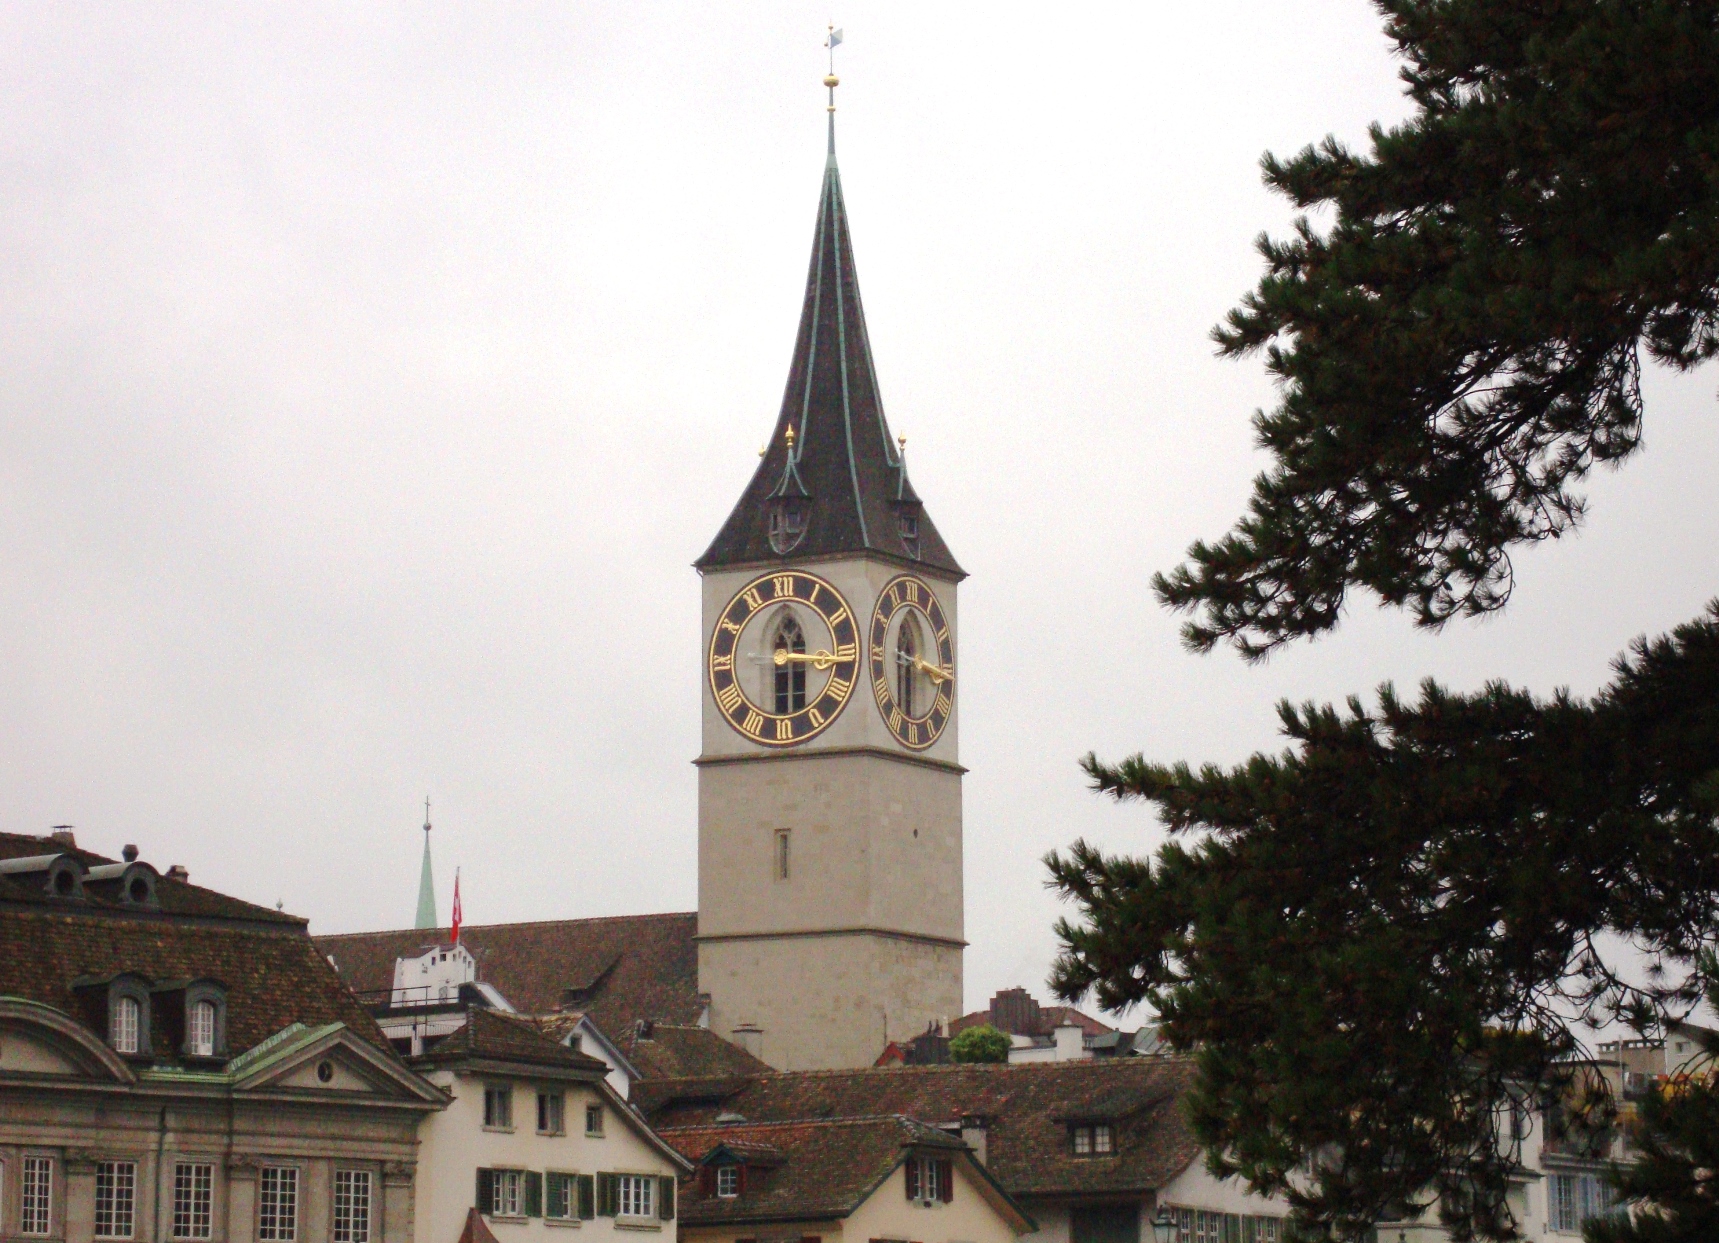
[693,96,965,1070]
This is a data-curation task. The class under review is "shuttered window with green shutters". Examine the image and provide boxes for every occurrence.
[596,1173,619,1218]
[658,1176,676,1220]
[578,1174,595,1220]
[546,1173,573,1221]
[524,1172,543,1218]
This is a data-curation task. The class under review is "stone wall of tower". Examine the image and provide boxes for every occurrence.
[698,933,963,1072]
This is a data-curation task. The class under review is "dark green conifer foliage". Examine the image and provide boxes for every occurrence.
[1155,0,1719,660]
[1048,607,1719,1241]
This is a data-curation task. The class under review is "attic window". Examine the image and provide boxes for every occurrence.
[1070,1123,1114,1155]
[896,507,921,559]
[715,1166,740,1198]
[112,995,142,1054]
[768,500,809,555]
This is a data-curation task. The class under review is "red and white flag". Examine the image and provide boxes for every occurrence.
[450,868,462,945]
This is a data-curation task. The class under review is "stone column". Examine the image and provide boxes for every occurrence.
[226,1157,260,1243]
[382,1162,416,1243]
[63,1151,97,1243]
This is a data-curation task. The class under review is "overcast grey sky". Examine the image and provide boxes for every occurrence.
[4,3,1715,1018]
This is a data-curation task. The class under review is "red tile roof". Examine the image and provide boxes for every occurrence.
[314,913,701,1036]
[642,1058,1201,1200]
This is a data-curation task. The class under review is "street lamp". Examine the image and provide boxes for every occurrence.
[1150,1207,1176,1243]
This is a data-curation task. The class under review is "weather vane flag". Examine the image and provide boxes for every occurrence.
[824,25,842,124]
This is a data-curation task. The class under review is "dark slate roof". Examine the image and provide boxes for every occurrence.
[314,913,702,1036]
[695,126,962,578]
[624,1023,775,1081]
[642,1058,1202,1200]
[414,1007,612,1074]
[0,907,395,1063]
[0,831,300,927]
[661,1115,969,1225]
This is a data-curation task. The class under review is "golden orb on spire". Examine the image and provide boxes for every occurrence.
[824,74,839,88]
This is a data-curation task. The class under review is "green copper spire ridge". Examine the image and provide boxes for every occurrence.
[413,798,437,930]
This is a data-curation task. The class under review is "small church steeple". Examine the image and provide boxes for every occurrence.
[696,59,961,578]
[413,798,437,930]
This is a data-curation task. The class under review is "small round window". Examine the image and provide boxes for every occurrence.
[317,1060,335,1083]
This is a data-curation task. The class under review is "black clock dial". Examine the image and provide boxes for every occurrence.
[868,574,954,751]
[708,570,860,747]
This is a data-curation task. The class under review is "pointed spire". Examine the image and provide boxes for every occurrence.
[697,57,961,579]
[413,797,437,930]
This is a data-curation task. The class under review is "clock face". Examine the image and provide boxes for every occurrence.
[868,573,954,751]
[707,570,861,747]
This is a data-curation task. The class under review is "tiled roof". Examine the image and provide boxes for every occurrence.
[0,906,395,1063]
[0,832,299,927]
[660,1115,967,1225]
[643,1058,1201,1199]
[415,1007,613,1074]
[624,1023,774,1081]
[694,129,961,578]
[314,913,702,1036]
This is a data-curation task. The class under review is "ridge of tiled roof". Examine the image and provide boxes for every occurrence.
[625,1023,774,1081]
[415,1007,611,1074]
[314,913,701,1036]
[0,831,300,927]
[695,124,962,578]
[643,1057,1202,1199]
[662,1114,967,1226]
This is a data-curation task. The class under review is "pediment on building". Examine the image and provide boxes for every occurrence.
[0,997,138,1084]
[229,1021,445,1104]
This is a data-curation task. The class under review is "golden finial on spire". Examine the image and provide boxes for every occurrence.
[785,423,798,450]
[825,25,842,112]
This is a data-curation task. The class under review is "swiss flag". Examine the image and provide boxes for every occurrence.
[451,869,462,945]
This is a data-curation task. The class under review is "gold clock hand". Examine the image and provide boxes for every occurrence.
[772,649,842,671]
[912,656,954,685]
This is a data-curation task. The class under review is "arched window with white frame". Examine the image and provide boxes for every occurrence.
[189,999,217,1056]
[111,995,140,1054]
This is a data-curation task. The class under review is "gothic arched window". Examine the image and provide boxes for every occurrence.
[897,616,921,718]
[773,613,807,714]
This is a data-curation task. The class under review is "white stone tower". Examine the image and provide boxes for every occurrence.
[693,93,965,1071]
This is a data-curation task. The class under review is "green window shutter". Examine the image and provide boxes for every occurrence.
[476,1168,494,1212]
[597,1173,618,1217]
[577,1174,596,1221]
[525,1171,544,1218]
[658,1177,676,1220]
[937,1160,954,1203]
[904,1158,920,1200]
[544,1173,564,1219]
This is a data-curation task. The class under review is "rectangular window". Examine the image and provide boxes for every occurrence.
[189,1000,217,1056]
[1093,1123,1114,1153]
[259,1167,299,1241]
[173,1163,214,1239]
[484,1084,513,1129]
[538,1091,565,1135]
[22,1155,53,1235]
[775,829,791,881]
[112,995,141,1053]
[716,1165,740,1198]
[617,1174,655,1218]
[1072,1125,1093,1154]
[96,1161,137,1239]
[546,1172,574,1220]
[333,1170,372,1243]
[586,1104,604,1135]
[491,1170,524,1217]
[1549,1173,1618,1233]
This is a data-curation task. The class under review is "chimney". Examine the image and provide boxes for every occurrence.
[730,1024,764,1060]
[49,826,76,847]
[165,865,189,883]
[122,844,140,862]
[1054,1023,1085,1061]
[960,1115,989,1166]
[989,987,1042,1036]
